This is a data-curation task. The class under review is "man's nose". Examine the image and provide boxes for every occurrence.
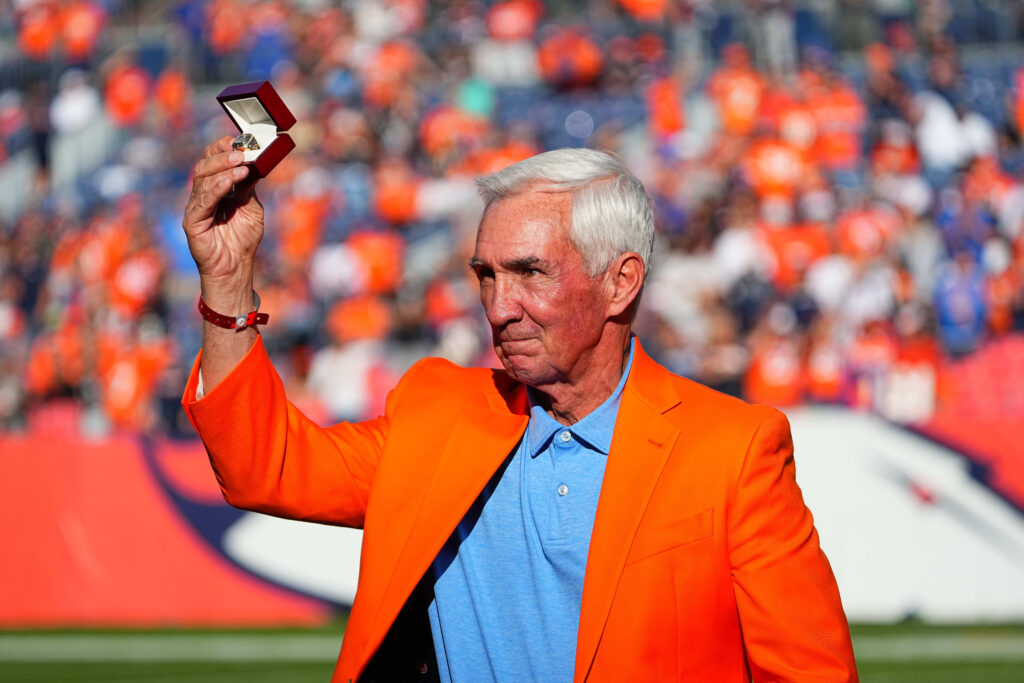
[484,276,522,326]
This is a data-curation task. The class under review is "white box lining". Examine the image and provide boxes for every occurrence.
[224,96,278,162]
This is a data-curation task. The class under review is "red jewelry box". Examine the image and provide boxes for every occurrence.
[216,81,296,178]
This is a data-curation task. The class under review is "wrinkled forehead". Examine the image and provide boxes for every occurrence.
[477,188,572,237]
[473,189,578,262]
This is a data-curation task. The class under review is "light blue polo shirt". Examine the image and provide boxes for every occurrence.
[426,339,635,682]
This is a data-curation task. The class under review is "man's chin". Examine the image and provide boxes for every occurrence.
[499,354,527,378]
[498,355,551,388]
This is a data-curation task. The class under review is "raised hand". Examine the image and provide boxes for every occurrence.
[183,136,264,290]
[182,136,266,389]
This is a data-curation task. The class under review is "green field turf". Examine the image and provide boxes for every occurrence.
[851,623,1024,682]
[1,623,1022,682]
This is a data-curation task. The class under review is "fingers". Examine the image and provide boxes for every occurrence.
[193,148,245,185]
[231,172,261,205]
[204,136,235,158]
[184,162,251,233]
[212,166,258,223]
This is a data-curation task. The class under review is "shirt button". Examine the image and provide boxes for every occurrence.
[557,484,569,496]
[559,430,571,442]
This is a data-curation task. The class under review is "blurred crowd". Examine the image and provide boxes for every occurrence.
[2,0,1024,436]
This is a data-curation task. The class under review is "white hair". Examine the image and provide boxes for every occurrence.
[475,148,654,279]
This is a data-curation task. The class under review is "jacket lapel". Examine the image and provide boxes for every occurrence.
[574,343,681,682]
[362,377,529,664]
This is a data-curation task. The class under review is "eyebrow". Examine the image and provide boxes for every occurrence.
[468,256,546,271]
[506,256,544,270]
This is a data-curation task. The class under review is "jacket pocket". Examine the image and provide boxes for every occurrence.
[626,508,714,565]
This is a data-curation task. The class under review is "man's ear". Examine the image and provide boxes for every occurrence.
[606,252,645,318]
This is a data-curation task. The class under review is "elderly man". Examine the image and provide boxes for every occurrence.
[182,140,857,682]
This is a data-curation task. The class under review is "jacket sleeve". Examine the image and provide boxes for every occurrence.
[181,335,409,528]
[727,407,859,682]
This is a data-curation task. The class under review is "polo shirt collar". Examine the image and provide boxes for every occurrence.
[525,337,636,457]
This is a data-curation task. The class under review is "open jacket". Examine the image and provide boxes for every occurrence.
[183,336,857,682]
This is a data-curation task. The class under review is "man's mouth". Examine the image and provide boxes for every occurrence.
[497,337,537,354]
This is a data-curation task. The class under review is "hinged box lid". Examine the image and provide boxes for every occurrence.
[216,81,296,178]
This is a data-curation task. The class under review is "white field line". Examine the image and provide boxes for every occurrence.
[852,633,1024,661]
[0,632,1022,663]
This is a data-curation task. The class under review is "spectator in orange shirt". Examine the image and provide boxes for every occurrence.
[25,335,59,400]
[467,140,538,176]
[361,40,421,110]
[962,156,1015,209]
[707,43,765,137]
[870,120,919,176]
[776,89,818,154]
[846,318,898,410]
[372,157,421,225]
[646,75,685,141]
[109,246,164,321]
[756,201,832,294]
[881,304,941,422]
[836,203,901,263]
[419,104,490,167]
[308,295,396,423]
[742,134,810,201]
[617,0,667,23]
[17,3,59,61]
[810,71,867,172]
[744,303,806,406]
[485,0,541,41]
[537,27,604,88]
[276,192,332,270]
[206,0,245,57]
[104,57,151,128]
[153,67,192,130]
[99,321,174,431]
[347,231,405,295]
[60,1,106,63]
[805,315,846,404]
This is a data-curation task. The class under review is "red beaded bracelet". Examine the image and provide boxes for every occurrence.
[198,290,269,330]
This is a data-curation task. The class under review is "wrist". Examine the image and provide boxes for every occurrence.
[199,273,255,313]
[198,289,268,330]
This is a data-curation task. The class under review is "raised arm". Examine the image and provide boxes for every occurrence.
[182,136,264,388]
[180,139,390,525]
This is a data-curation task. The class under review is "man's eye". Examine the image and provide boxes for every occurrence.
[475,268,494,282]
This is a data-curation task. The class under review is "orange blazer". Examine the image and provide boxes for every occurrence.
[183,336,857,682]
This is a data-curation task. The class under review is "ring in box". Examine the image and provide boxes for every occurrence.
[216,81,296,178]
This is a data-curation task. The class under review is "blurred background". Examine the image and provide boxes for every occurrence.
[2,0,1024,680]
